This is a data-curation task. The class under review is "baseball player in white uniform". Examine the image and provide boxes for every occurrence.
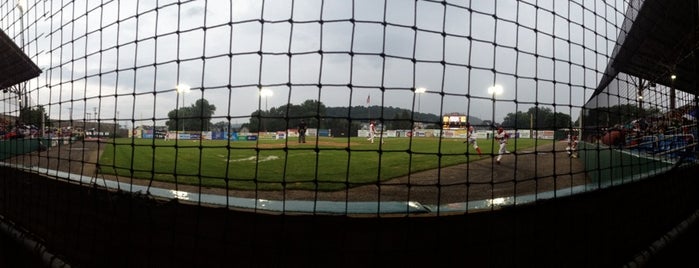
[494,127,508,164]
[463,124,482,156]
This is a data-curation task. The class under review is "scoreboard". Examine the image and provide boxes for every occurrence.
[442,114,468,129]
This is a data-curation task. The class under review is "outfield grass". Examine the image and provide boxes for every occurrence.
[98,136,550,191]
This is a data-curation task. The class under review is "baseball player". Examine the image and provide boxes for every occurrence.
[298,119,307,143]
[494,127,508,164]
[463,123,482,156]
[566,131,579,158]
[367,120,385,144]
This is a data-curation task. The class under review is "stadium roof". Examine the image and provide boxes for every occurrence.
[0,29,41,90]
[595,0,699,96]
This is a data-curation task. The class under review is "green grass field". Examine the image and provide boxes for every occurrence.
[98,137,550,191]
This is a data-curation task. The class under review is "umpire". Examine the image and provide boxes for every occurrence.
[298,119,307,143]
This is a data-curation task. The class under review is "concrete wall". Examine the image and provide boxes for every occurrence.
[0,165,698,267]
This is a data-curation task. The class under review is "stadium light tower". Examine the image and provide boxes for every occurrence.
[670,74,677,110]
[487,84,503,126]
[259,88,273,111]
[415,87,426,115]
[259,88,274,133]
[176,84,191,132]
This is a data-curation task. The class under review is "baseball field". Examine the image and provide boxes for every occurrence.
[98,136,551,191]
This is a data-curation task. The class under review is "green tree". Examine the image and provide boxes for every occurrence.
[249,100,326,132]
[19,105,50,127]
[166,98,216,131]
[246,110,262,132]
[390,110,413,130]
[502,107,572,130]
[501,111,531,129]
[546,110,573,130]
[323,118,362,137]
[247,99,467,134]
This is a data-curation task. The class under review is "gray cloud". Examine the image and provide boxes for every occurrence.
[7,0,630,126]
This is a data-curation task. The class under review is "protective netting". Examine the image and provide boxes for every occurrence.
[0,0,696,216]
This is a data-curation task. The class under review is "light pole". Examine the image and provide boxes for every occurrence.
[259,88,273,111]
[259,88,273,132]
[176,84,191,132]
[415,87,426,129]
[487,84,503,123]
[488,84,503,149]
[670,74,676,110]
[415,87,426,114]
[488,84,503,141]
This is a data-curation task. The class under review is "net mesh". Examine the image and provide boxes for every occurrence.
[0,0,696,215]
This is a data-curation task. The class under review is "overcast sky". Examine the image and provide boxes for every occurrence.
[2,0,629,127]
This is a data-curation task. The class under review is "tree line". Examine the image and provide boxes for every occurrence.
[162,98,580,136]
[242,100,449,137]
[500,107,574,130]
[16,99,659,136]
[165,98,216,131]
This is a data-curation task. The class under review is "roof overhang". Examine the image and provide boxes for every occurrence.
[595,0,699,96]
[0,29,41,90]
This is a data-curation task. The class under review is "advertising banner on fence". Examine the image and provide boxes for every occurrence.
[142,130,154,139]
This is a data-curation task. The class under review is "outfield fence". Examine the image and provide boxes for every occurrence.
[1,0,698,266]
